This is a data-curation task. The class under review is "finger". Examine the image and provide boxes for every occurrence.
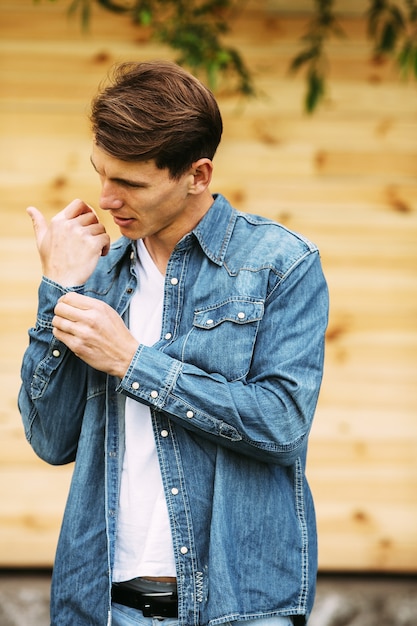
[65,203,110,255]
[77,212,101,227]
[26,206,48,248]
[86,224,111,256]
[63,198,99,222]
[99,232,111,257]
[85,203,99,219]
[58,292,100,310]
[74,221,111,258]
[54,300,83,323]
[52,314,74,335]
[77,215,106,232]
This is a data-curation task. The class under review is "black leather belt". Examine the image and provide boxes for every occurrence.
[112,577,178,618]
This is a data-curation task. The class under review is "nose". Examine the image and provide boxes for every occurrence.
[99,180,124,211]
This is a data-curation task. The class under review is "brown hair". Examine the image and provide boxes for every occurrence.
[90,60,223,179]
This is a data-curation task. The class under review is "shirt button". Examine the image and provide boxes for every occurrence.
[170,277,179,285]
[180,546,188,555]
[130,251,135,260]
[150,390,158,399]
[161,430,169,438]
[126,287,134,294]
[206,319,214,326]
[165,333,172,340]
[52,349,61,358]
[171,488,179,495]
[237,312,246,320]
[131,381,140,390]
[186,410,194,418]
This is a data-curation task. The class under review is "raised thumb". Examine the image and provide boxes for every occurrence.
[26,206,48,248]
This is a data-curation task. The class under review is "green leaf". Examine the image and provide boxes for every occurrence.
[367,0,389,37]
[96,0,131,14]
[305,69,325,113]
[414,45,417,78]
[378,21,398,52]
[66,0,92,31]
[289,48,318,73]
[139,9,152,25]
[81,1,90,30]
[67,0,80,16]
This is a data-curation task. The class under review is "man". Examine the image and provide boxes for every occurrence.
[19,60,328,626]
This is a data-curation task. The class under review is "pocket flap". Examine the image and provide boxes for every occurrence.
[193,299,264,329]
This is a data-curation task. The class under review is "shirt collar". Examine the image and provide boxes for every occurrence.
[108,193,236,269]
[191,193,236,266]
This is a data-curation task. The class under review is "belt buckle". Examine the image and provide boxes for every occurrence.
[112,578,178,618]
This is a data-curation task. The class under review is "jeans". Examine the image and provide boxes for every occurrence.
[111,604,294,626]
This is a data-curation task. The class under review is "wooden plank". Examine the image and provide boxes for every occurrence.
[315,503,417,572]
[0,0,416,573]
[0,468,72,567]
[2,107,417,155]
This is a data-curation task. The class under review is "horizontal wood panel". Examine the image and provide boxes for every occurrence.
[0,1,416,572]
[0,468,72,567]
[316,503,417,571]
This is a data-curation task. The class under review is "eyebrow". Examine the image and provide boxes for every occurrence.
[89,155,149,187]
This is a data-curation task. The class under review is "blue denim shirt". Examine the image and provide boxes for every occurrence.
[19,194,328,626]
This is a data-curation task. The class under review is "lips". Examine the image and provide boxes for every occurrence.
[112,215,135,227]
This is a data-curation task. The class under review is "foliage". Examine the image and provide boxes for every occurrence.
[39,0,255,96]
[290,0,417,112]
[36,0,417,112]
[368,0,417,79]
[289,0,344,113]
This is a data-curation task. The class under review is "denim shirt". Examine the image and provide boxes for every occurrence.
[19,194,328,626]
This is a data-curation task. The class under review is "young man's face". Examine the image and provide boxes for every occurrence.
[90,144,199,244]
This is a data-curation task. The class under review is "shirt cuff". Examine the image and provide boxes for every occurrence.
[117,344,182,409]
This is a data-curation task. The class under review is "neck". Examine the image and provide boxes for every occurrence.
[143,192,213,274]
[142,238,172,275]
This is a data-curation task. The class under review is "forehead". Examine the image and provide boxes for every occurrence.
[91,143,165,180]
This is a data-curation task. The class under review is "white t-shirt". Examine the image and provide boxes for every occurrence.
[112,239,176,582]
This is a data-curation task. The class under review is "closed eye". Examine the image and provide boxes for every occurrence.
[116,179,147,189]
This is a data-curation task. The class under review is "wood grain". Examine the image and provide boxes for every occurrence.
[1,0,416,572]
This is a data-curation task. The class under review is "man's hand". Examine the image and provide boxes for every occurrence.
[53,292,139,378]
[27,199,111,287]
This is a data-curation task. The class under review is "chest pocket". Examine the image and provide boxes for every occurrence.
[183,299,264,381]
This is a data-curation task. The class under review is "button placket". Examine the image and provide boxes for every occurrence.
[154,402,194,577]
[161,258,182,351]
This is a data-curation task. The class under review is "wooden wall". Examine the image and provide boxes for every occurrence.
[1,0,416,571]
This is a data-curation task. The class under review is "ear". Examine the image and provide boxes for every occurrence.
[188,158,213,195]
